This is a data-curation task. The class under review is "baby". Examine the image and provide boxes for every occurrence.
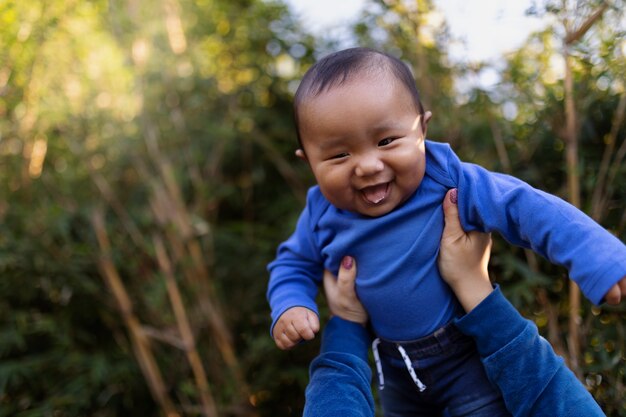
[267,47,626,416]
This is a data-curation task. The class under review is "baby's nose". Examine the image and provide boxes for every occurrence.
[355,154,384,177]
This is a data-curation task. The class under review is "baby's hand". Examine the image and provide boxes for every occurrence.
[604,275,626,305]
[272,307,320,350]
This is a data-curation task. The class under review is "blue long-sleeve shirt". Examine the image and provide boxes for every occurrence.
[268,140,626,340]
[304,286,606,417]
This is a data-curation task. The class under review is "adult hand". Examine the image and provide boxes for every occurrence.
[438,188,494,312]
[604,276,626,305]
[323,256,368,325]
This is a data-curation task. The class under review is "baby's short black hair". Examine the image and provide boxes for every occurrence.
[293,47,425,148]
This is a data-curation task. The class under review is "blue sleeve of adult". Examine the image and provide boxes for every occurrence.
[304,317,374,417]
[267,189,325,335]
[455,286,605,417]
[446,149,626,305]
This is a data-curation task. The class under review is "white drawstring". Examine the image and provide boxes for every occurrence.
[371,338,385,390]
[372,338,427,393]
[397,344,427,392]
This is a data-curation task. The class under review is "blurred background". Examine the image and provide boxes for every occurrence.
[1,0,625,415]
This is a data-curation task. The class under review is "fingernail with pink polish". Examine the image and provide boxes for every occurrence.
[450,189,458,204]
[342,256,353,269]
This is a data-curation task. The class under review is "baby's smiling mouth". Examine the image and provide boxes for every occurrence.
[361,182,390,204]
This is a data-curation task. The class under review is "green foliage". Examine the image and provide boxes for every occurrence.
[1,0,625,416]
[0,192,154,416]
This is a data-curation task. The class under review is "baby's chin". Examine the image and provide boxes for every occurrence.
[325,185,415,217]
[356,190,419,217]
[337,201,401,218]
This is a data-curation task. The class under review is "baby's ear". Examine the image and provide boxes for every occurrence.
[424,111,433,124]
[422,111,432,136]
[295,149,308,162]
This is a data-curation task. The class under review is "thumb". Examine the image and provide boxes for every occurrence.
[337,256,357,291]
[442,189,464,238]
[308,310,320,333]
[604,283,621,305]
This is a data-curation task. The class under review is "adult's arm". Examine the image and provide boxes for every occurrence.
[440,188,605,417]
[455,287,605,417]
[304,256,374,417]
[304,316,374,417]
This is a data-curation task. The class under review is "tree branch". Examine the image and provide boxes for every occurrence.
[565,2,609,45]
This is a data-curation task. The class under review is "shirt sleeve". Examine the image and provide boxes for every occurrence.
[446,148,626,305]
[266,189,325,335]
[304,317,374,417]
[455,286,605,417]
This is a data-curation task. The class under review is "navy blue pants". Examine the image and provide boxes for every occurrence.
[375,322,511,417]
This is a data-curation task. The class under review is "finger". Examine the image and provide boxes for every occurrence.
[272,323,285,343]
[323,269,337,297]
[308,311,320,334]
[604,283,620,305]
[337,256,357,291]
[277,332,296,350]
[286,321,303,341]
[274,326,291,350]
[293,318,315,341]
[442,188,458,213]
[442,189,464,238]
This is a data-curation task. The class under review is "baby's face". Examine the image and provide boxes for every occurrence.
[297,72,426,217]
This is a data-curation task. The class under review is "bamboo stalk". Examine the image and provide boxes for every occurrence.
[146,146,249,393]
[150,178,244,390]
[122,0,237,412]
[90,169,146,249]
[563,39,582,379]
[141,325,187,350]
[153,235,218,417]
[605,135,626,208]
[162,0,187,55]
[179,215,245,388]
[250,131,307,204]
[561,1,609,379]
[591,93,626,221]
[64,135,146,250]
[134,33,254,406]
[91,208,180,417]
[488,117,512,174]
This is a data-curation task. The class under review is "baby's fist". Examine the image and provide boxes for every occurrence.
[272,307,319,350]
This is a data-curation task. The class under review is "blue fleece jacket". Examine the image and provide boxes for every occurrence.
[268,140,626,340]
[455,287,605,417]
[304,318,374,417]
[304,286,605,417]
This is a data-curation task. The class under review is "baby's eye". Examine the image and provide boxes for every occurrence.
[378,137,398,147]
[329,152,349,160]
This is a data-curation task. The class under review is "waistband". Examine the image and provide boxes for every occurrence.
[376,321,467,360]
